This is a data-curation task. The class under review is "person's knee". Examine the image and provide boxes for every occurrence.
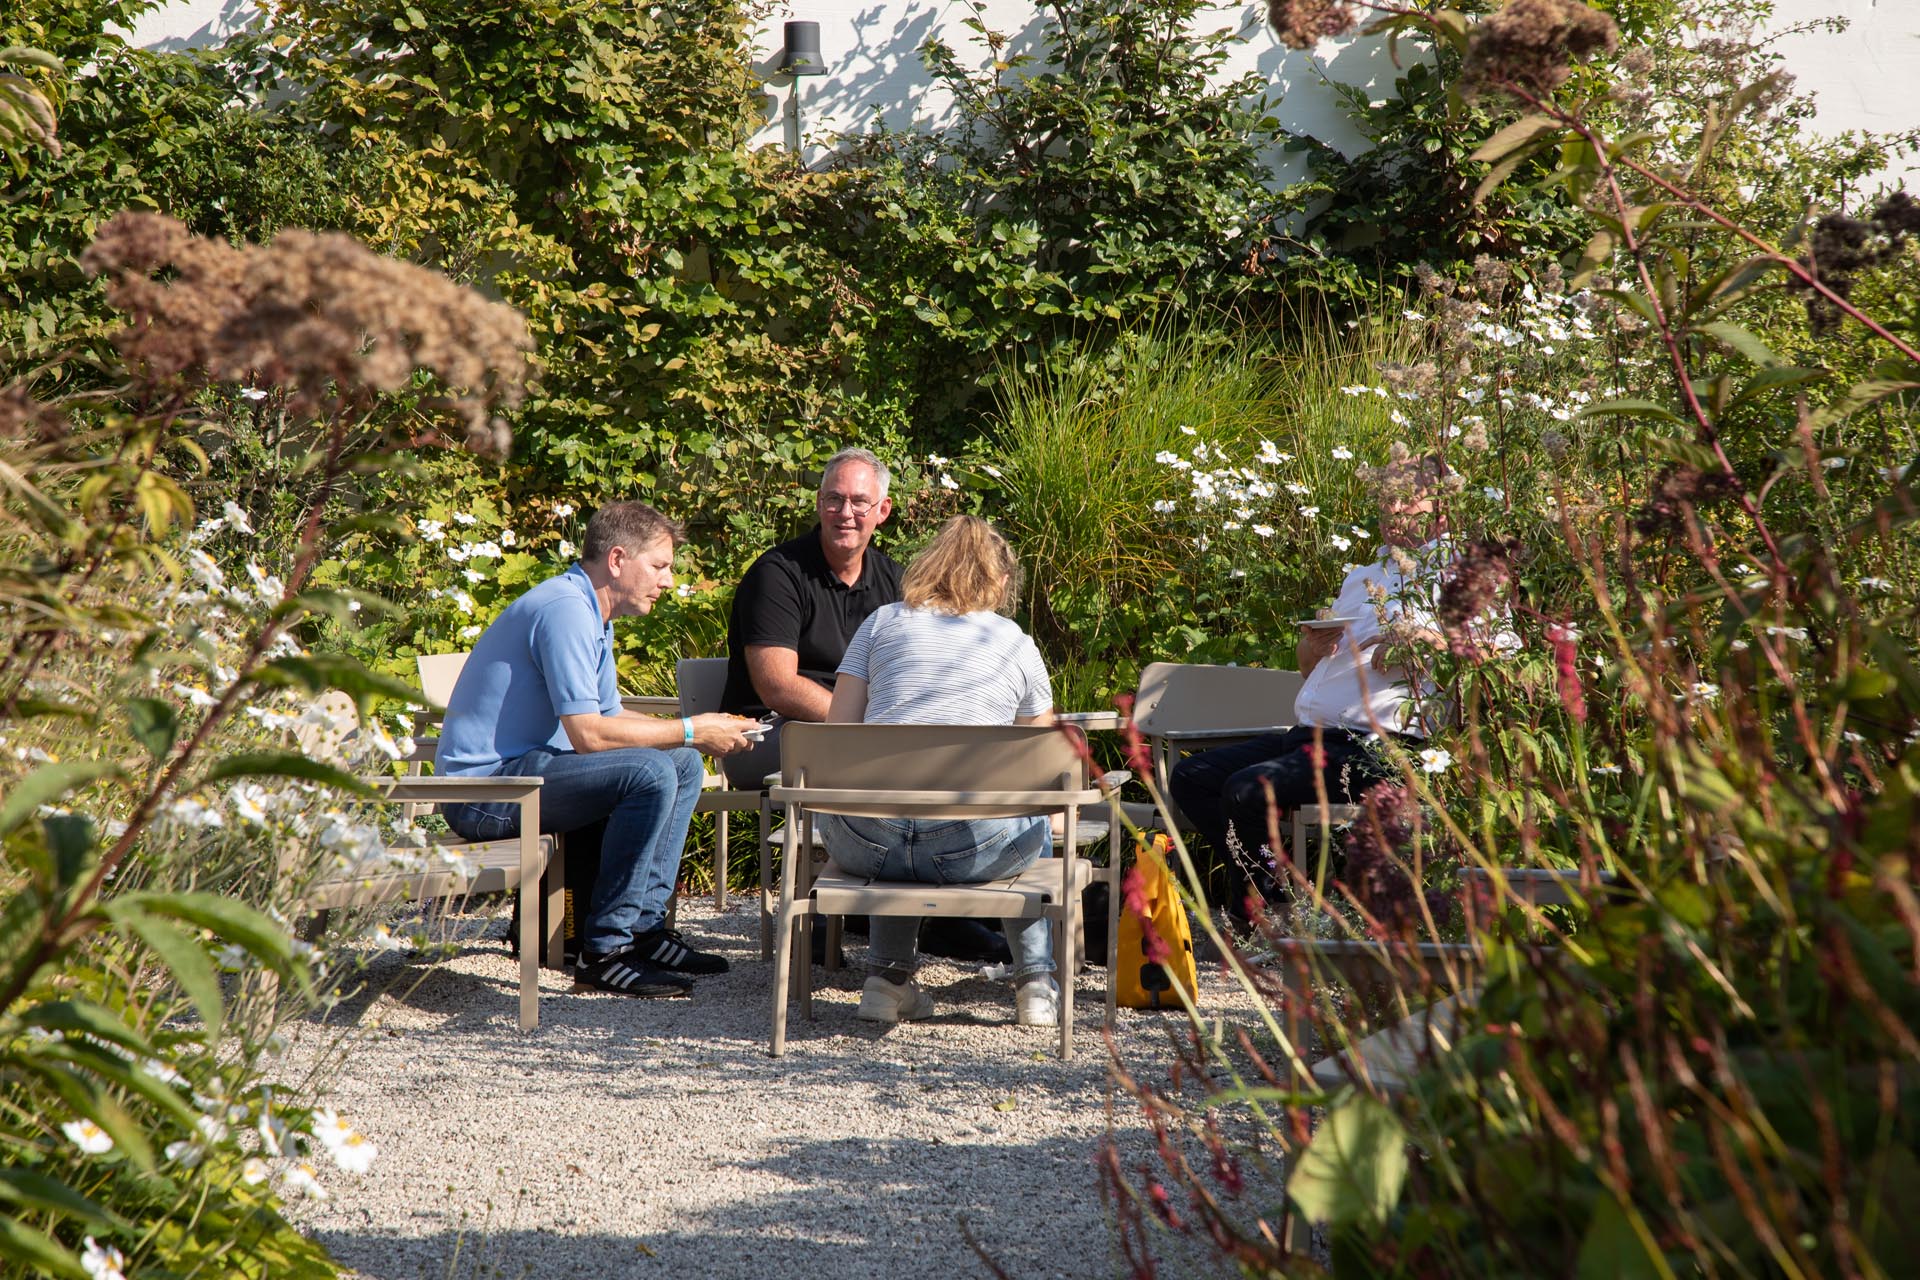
[668,746,704,789]
[1169,757,1210,810]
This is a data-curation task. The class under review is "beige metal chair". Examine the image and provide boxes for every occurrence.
[675,657,770,914]
[1131,662,1303,825]
[290,689,563,1031]
[768,723,1121,1061]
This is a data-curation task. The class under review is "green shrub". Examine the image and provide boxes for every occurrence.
[0,204,530,1274]
[1099,4,1920,1274]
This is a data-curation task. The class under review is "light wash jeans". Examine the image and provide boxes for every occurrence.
[441,746,704,956]
[815,813,1056,984]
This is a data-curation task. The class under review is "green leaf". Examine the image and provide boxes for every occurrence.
[1575,1192,1665,1280]
[22,1001,153,1059]
[40,814,94,895]
[1579,399,1682,425]
[103,904,225,1039]
[115,891,296,975]
[0,1216,85,1280]
[1695,321,1781,369]
[0,761,121,839]
[1569,229,1616,288]
[249,653,424,706]
[1725,366,1827,413]
[198,752,374,796]
[1470,113,1561,165]
[127,697,178,762]
[1288,1093,1408,1227]
[0,1167,126,1232]
[0,47,65,73]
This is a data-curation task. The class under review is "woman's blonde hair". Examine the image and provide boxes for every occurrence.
[900,515,1022,616]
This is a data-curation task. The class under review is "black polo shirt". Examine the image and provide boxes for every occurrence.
[721,528,904,716]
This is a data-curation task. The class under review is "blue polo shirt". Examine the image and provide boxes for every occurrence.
[435,565,620,776]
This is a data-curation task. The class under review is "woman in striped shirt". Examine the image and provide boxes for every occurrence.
[819,515,1061,1028]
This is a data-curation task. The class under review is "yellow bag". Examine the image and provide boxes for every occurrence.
[1116,834,1198,1009]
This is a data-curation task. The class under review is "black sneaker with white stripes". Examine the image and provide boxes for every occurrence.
[630,927,730,976]
[573,945,693,998]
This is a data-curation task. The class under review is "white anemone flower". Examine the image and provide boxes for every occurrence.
[282,1160,330,1199]
[313,1108,379,1174]
[1417,747,1453,774]
[240,1156,271,1185]
[221,501,254,534]
[80,1237,128,1280]
[62,1119,114,1155]
[552,502,576,518]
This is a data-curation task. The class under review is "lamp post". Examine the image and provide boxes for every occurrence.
[775,20,827,158]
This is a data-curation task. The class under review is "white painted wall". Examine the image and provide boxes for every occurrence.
[122,0,1920,184]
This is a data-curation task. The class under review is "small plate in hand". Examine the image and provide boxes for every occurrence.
[1297,616,1362,629]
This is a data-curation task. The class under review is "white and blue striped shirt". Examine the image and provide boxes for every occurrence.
[838,603,1053,725]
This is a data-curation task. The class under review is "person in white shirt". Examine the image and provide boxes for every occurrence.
[1169,454,1457,923]
[815,515,1064,1028]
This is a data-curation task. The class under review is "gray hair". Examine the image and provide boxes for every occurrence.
[819,447,891,499]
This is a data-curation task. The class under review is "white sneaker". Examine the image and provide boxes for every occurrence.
[1015,975,1061,1027]
[856,975,935,1023]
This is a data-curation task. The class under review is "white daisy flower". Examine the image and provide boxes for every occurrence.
[62,1119,114,1155]
[80,1237,128,1280]
[282,1161,329,1199]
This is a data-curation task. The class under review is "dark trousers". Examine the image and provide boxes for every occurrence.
[1167,726,1398,909]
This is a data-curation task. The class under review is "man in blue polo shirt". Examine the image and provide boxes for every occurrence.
[438,501,756,997]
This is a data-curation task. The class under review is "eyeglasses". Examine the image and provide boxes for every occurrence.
[819,492,878,515]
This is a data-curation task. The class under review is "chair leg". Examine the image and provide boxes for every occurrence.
[1058,910,1075,1061]
[664,886,678,932]
[715,808,729,911]
[770,903,797,1057]
[823,914,844,972]
[543,839,566,970]
[758,802,775,961]
[1106,857,1122,1026]
[797,912,815,1021]
[517,875,538,1033]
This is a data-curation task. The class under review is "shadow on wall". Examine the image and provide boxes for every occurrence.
[751,0,1418,178]
[128,0,261,53]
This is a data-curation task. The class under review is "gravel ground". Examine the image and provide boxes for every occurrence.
[280,898,1263,1280]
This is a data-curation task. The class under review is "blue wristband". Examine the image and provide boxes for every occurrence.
[681,717,695,746]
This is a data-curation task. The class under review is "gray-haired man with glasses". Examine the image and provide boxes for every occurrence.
[719,448,903,786]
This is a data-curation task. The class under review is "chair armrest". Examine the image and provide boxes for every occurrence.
[363,775,545,805]
[770,785,1103,812]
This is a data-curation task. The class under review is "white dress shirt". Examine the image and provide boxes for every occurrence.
[1292,538,1450,737]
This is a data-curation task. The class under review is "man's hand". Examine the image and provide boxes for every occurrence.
[1297,625,1341,677]
[688,713,757,756]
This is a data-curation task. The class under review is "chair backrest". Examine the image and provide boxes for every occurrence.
[675,657,729,717]
[778,723,1089,819]
[416,651,471,709]
[1131,662,1303,736]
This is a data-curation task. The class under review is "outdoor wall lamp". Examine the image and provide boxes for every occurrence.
[774,20,827,157]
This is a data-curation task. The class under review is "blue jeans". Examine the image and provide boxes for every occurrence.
[442,746,704,956]
[815,813,1055,983]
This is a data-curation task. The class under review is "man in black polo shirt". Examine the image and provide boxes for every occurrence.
[720,447,904,786]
